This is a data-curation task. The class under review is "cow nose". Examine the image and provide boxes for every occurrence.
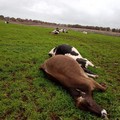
[48,53,52,57]
[101,109,108,119]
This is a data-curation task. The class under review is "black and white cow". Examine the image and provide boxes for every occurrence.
[82,31,87,34]
[51,28,60,34]
[48,44,98,78]
[5,21,9,24]
[51,28,68,34]
[59,29,68,33]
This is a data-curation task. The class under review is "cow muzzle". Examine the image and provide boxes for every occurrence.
[101,109,109,119]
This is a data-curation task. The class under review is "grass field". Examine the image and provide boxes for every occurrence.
[0,21,120,120]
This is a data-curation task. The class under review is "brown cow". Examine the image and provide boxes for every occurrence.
[40,55,108,119]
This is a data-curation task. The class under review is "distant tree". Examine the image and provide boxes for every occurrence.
[106,27,110,31]
[0,15,4,20]
[10,17,16,21]
[112,28,116,32]
[95,26,100,30]
[115,29,119,33]
[33,20,38,23]
[5,17,10,21]
[24,19,29,22]
[16,18,21,22]
[29,19,32,22]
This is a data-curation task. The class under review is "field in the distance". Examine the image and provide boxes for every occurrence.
[0,21,120,120]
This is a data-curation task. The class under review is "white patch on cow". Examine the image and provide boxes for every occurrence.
[77,96,85,103]
[65,53,95,68]
[52,30,59,34]
[81,58,94,68]
[83,31,87,34]
[59,29,68,33]
[49,46,95,68]
[86,73,98,78]
[59,29,63,32]
[49,47,56,56]
[71,47,83,58]
[85,60,94,68]
[65,53,79,60]
[101,109,107,117]
[76,96,85,107]
[76,89,86,95]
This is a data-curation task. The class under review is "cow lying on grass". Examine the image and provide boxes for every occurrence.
[83,31,88,34]
[49,44,98,78]
[51,28,68,34]
[40,55,108,119]
[51,28,60,34]
[59,28,68,33]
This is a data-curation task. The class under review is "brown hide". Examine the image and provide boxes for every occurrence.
[42,56,89,87]
[40,55,106,93]
[40,55,108,118]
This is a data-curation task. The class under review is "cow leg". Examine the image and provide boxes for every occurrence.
[83,68,99,78]
[68,88,81,99]
[85,60,95,68]
[92,80,107,92]
[86,73,99,78]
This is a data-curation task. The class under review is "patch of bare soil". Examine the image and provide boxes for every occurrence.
[11,21,120,37]
[70,27,120,37]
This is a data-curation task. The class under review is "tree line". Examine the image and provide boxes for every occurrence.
[0,15,120,33]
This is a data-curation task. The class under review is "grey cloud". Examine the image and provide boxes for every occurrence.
[0,0,120,28]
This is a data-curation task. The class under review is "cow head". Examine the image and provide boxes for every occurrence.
[76,92,108,119]
[48,47,56,56]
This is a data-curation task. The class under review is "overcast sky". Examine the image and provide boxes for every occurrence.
[0,0,120,28]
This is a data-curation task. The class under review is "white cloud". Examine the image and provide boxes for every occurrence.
[27,1,63,15]
[0,0,120,28]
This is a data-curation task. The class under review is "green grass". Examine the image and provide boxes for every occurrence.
[0,21,120,120]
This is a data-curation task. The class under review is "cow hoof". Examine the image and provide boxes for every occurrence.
[95,75,99,78]
[90,75,99,79]
[100,82,107,90]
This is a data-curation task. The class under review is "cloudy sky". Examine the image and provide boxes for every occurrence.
[0,0,120,28]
